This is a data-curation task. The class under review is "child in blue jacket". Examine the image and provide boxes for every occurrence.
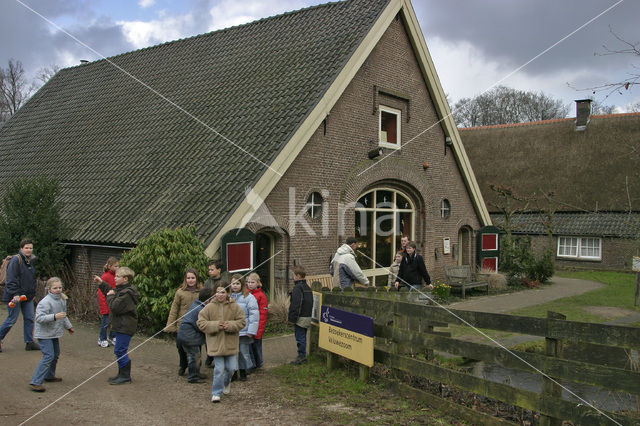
[177,288,213,383]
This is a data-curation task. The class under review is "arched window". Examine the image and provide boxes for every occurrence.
[354,188,415,283]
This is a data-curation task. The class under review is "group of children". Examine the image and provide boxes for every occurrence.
[26,258,312,404]
[162,261,269,402]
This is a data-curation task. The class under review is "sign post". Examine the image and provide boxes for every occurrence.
[633,256,640,307]
[318,306,374,368]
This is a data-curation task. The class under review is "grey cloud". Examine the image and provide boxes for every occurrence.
[414,0,640,75]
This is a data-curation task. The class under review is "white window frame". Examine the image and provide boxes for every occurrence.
[557,236,601,260]
[379,105,401,149]
[305,192,323,219]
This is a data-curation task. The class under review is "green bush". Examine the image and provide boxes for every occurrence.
[0,176,67,276]
[526,248,554,283]
[120,226,209,332]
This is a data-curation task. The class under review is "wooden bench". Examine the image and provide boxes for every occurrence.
[305,273,372,290]
[444,265,489,298]
[306,274,334,289]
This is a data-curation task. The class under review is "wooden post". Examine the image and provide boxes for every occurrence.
[327,352,337,370]
[359,364,370,382]
[540,311,565,426]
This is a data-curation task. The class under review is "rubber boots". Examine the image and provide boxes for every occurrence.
[110,361,132,385]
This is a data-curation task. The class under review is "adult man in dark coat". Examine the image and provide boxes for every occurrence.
[0,239,40,352]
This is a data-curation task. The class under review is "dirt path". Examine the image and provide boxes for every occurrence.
[448,276,604,313]
[0,307,301,425]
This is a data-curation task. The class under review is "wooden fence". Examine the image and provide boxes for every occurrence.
[309,285,640,425]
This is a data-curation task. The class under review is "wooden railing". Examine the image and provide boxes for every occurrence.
[310,285,640,425]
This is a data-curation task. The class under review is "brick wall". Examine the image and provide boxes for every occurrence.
[261,16,482,291]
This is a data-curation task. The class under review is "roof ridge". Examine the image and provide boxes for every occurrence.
[458,111,640,131]
[63,0,353,71]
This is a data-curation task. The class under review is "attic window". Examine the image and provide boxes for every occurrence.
[379,106,401,149]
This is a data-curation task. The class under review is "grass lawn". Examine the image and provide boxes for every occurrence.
[267,354,459,425]
[511,270,640,322]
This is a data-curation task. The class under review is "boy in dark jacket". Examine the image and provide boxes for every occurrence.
[94,266,139,385]
[394,241,434,292]
[177,288,212,383]
[288,265,313,365]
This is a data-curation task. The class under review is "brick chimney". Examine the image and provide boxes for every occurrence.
[575,99,591,131]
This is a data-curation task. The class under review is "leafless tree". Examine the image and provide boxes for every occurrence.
[453,86,568,127]
[36,64,61,85]
[0,59,34,123]
[569,27,639,100]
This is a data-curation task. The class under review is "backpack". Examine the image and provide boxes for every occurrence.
[0,255,20,285]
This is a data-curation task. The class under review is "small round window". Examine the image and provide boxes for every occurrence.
[306,192,323,219]
[440,199,451,219]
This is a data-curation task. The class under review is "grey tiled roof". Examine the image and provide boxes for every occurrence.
[0,0,389,245]
[491,212,640,239]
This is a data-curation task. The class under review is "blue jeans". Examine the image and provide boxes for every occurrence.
[250,338,263,368]
[113,332,132,368]
[212,355,237,397]
[177,339,201,381]
[30,338,59,385]
[294,325,307,358]
[99,314,115,341]
[238,336,254,370]
[0,298,35,343]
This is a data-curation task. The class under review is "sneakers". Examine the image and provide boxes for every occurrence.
[211,395,221,403]
[223,382,230,395]
[30,384,46,392]
[97,340,109,348]
[290,356,307,365]
[25,342,41,351]
[107,337,115,346]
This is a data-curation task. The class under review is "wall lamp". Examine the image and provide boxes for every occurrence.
[444,136,453,155]
[368,147,383,159]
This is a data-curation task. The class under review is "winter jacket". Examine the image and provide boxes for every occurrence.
[396,252,431,288]
[387,261,400,287]
[163,286,200,333]
[197,297,245,357]
[34,292,73,339]
[177,300,207,346]
[203,272,231,290]
[107,282,140,336]
[329,244,369,289]
[2,251,36,302]
[231,292,259,337]
[288,279,313,325]
[249,288,268,339]
[97,270,116,315]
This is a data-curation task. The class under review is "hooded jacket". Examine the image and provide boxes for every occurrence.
[288,279,313,325]
[249,287,268,339]
[177,300,207,346]
[231,292,259,337]
[2,251,36,302]
[329,244,369,289]
[97,269,116,315]
[197,296,245,357]
[397,252,431,288]
[163,286,200,333]
[34,292,73,339]
[107,282,140,336]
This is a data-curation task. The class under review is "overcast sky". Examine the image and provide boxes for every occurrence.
[2,0,639,114]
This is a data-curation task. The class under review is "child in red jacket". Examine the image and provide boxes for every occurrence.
[246,272,268,370]
[97,257,118,347]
